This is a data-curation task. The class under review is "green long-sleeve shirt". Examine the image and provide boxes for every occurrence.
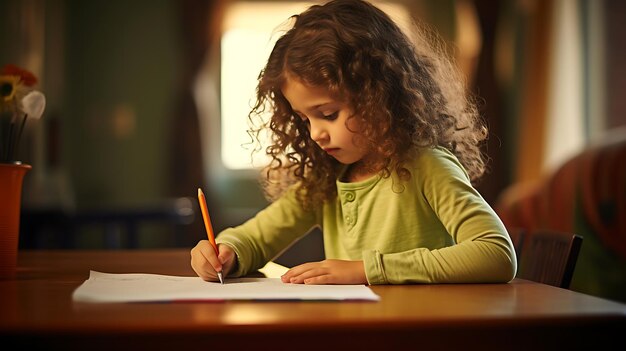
[216,147,517,284]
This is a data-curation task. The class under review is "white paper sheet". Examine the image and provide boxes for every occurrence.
[72,271,381,303]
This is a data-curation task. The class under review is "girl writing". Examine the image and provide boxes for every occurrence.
[191,0,517,285]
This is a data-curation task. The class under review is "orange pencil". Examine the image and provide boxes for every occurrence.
[197,188,224,284]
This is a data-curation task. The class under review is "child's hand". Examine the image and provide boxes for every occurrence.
[280,259,367,285]
[190,241,236,282]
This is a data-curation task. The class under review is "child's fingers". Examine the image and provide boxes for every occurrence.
[190,240,222,281]
[281,262,327,283]
[280,262,310,282]
[216,244,236,277]
[201,246,223,274]
[302,275,332,285]
[217,244,235,265]
[291,268,329,284]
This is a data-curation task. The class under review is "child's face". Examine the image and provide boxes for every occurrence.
[281,75,369,166]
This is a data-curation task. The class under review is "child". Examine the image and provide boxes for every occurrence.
[191,0,517,285]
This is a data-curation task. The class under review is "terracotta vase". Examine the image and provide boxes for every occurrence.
[0,163,31,279]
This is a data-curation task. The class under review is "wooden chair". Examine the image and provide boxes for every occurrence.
[507,227,525,262]
[517,229,583,289]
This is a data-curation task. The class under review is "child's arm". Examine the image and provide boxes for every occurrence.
[363,148,517,284]
[214,186,321,277]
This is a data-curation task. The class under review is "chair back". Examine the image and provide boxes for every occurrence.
[517,229,583,288]
[21,197,197,249]
[507,227,525,262]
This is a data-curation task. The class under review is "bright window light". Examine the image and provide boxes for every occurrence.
[221,2,314,170]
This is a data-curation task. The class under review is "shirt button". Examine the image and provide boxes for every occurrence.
[345,215,352,224]
[345,192,355,202]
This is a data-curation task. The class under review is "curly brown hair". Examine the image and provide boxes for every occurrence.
[248,0,487,210]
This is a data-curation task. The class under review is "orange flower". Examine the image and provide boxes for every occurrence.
[1,64,37,87]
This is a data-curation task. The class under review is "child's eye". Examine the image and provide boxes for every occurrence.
[322,111,339,120]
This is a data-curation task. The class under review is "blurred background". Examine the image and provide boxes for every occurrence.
[1,0,624,302]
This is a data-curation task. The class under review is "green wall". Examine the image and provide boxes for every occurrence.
[64,0,181,207]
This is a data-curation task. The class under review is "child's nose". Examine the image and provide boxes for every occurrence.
[309,121,329,143]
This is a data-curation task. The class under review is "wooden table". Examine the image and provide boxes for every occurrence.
[1,250,625,350]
